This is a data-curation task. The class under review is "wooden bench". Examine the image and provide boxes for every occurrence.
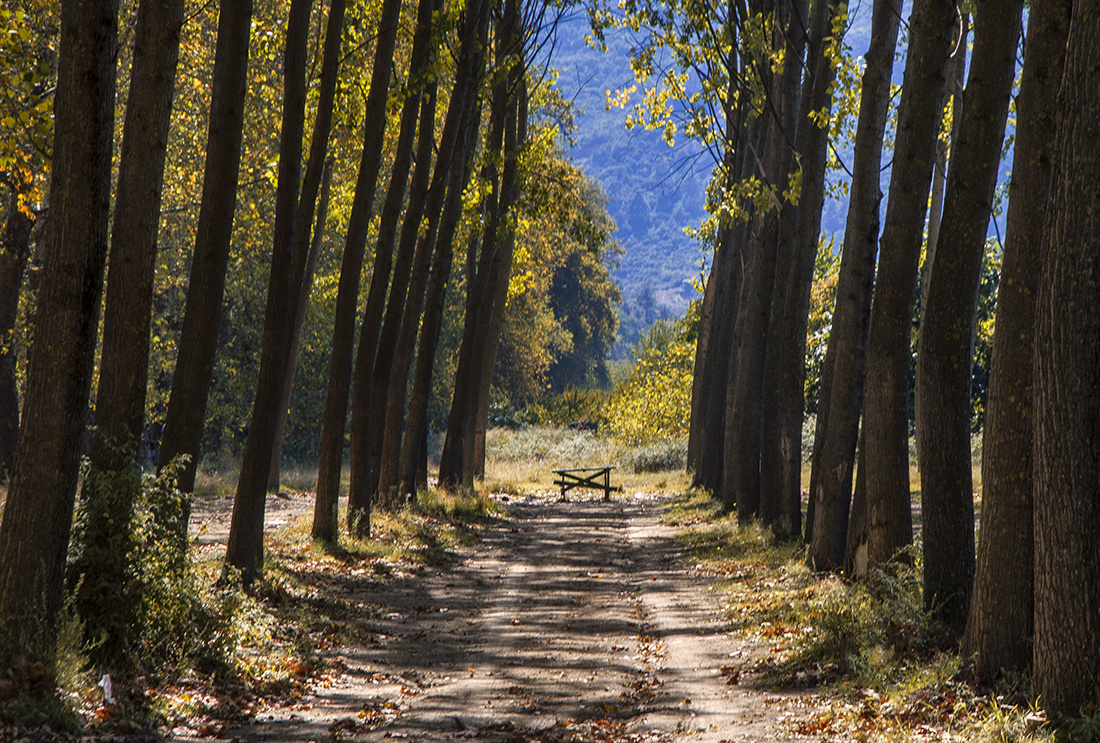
[552,466,621,501]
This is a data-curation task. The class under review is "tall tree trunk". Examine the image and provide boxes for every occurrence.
[72,0,185,667]
[758,0,843,539]
[345,0,445,519]
[158,0,253,494]
[0,0,118,669]
[806,0,901,570]
[311,0,406,538]
[915,0,1021,633]
[1033,1,1100,715]
[847,0,956,578]
[376,0,490,504]
[688,34,746,491]
[268,157,335,488]
[225,0,313,584]
[964,0,1069,680]
[269,0,346,490]
[0,186,35,480]
[439,0,524,489]
[726,0,807,523]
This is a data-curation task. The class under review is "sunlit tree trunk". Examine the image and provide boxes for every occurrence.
[847,0,956,577]
[72,0,185,667]
[915,0,1022,633]
[1033,1,1100,714]
[0,0,118,668]
[964,0,1069,680]
[806,0,901,570]
[158,0,252,495]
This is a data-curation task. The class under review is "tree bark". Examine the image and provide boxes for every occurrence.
[0,187,35,481]
[0,0,118,668]
[964,0,1069,680]
[758,0,843,539]
[806,0,901,570]
[847,0,956,578]
[269,0,347,490]
[1033,1,1100,715]
[158,0,253,494]
[225,0,313,584]
[72,0,185,667]
[345,0,444,521]
[726,0,808,523]
[268,157,335,488]
[311,0,406,537]
[915,0,1021,633]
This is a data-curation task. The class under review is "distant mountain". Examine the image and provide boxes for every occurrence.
[549,23,712,350]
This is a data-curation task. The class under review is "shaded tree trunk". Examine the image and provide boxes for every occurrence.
[269,0,347,490]
[806,0,901,570]
[963,0,1069,680]
[0,186,35,480]
[375,0,490,502]
[726,0,808,523]
[158,0,253,494]
[0,0,118,668]
[915,0,1021,633]
[225,0,313,584]
[71,0,185,668]
[344,0,446,520]
[311,0,406,538]
[1033,1,1100,715]
[847,0,956,577]
[268,157,335,488]
[758,0,843,539]
[439,0,524,489]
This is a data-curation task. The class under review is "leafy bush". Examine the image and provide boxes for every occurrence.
[605,318,693,445]
[521,387,608,428]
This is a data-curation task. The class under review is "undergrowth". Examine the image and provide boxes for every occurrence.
[3,475,498,740]
[662,489,1061,743]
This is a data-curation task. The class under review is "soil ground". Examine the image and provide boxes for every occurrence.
[189,490,819,743]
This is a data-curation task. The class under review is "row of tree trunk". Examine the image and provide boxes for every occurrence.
[0,0,542,676]
[689,0,1100,717]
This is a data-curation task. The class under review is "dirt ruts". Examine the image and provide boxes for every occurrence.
[211,492,814,742]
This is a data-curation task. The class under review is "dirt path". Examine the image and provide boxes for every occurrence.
[208,492,813,742]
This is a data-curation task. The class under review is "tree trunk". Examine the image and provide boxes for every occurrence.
[158,0,253,494]
[439,1,524,489]
[345,0,447,518]
[806,0,901,570]
[963,0,1069,680]
[0,0,118,669]
[0,187,35,481]
[1033,2,1100,714]
[394,0,491,499]
[72,0,185,667]
[914,0,1021,633]
[268,157,335,488]
[311,0,406,538]
[269,0,346,490]
[727,0,807,523]
[376,0,490,503]
[758,0,843,540]
[847,0,956,578]
[225,0,313,584]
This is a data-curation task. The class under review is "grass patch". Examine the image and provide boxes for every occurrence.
[664,488,1060,743]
